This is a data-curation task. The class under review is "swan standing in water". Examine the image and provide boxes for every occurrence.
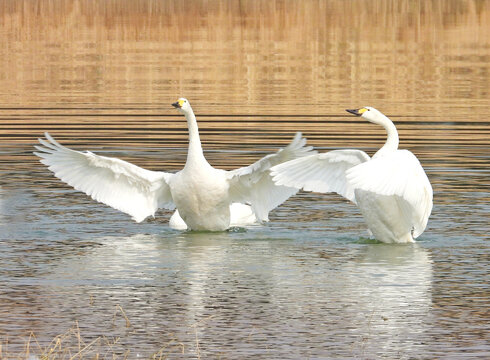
[34,98,315,231]
[272,107,433,243]
[168,203,257,230]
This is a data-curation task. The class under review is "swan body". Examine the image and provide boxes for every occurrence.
[169,203,256,230]
[272,107,433,243]
[34,98,315,231]
[168,161,230,231]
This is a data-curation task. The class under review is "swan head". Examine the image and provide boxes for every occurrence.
[346,106,386,125]
[172,98,192,113]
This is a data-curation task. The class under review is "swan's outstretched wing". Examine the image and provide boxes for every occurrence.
[271,149,370,203]
[346,149,433,237]
[34,132,175,222]
[227,132,316,221]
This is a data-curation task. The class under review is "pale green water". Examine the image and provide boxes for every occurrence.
[0,1,489,358]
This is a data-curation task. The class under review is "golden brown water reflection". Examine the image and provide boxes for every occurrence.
[0,1,489,358]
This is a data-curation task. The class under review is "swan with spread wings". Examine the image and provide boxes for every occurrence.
[34,98,315,231]
[272,107,432,243]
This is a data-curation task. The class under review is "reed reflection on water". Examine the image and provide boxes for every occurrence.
[0,0,489,358]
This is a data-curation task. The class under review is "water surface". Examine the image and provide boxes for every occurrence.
[0,1,489,358]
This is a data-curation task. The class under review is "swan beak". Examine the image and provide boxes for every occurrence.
[346,108,362,116]
[346,108,368,116]
[172,101,182,109]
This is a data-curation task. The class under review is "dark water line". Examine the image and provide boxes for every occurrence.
[0,112,430,118]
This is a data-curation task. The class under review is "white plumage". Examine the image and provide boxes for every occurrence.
[272,107,433,243]
[34,98,315,231]
[169,203,257,230]
[34,133,174,223]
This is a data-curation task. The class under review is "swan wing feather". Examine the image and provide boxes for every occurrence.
[271,149,370,203]
[34,132,175,222]
[226,132,316,221]
[346,149,433,237]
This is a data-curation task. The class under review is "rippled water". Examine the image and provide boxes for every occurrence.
[0,1,489,358]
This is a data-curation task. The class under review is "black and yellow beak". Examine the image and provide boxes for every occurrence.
[172,99,184,108]
[346,108,368,116]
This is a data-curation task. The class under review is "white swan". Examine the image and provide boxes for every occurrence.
[169,203,256,230]
[34,98,315,231]
[271,107,433,243]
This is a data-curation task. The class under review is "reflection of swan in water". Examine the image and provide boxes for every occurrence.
[43,231,235,281]
[348,245,433,356]
[40,231,241,355]
[23,231,434,358]
[262,243,433,357]
[158,237,432,358]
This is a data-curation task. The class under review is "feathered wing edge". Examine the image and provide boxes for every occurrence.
[226,132,317,221]
[34,132,175,222]
[271,149,371,203]
[346,150,433,238]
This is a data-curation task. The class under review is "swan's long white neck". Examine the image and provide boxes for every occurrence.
[184,107,207,166]
[373,113,399,158]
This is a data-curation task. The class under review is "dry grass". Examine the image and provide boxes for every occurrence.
[0,305,187,360]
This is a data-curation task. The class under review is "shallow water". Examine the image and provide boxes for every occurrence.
[0,1,489,358]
